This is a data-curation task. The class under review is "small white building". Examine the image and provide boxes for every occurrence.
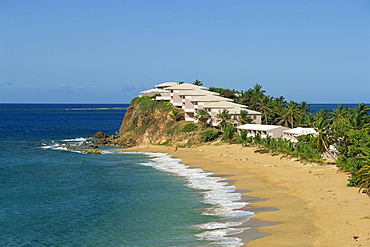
[283,127,317,142]
[236,124,289,138]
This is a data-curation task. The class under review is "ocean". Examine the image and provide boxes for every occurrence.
[307,103,369,113]
[0,104,252,247]
[1,103,368,246]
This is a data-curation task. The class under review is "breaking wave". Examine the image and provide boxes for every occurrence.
[119,151,254,246]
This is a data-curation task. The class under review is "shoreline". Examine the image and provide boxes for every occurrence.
[121,144,370,246]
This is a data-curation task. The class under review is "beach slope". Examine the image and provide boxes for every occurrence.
[123,144,370,246]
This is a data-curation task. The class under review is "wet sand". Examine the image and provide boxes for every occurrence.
[122,144,370,246]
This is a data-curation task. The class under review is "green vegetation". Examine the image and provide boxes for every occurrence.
[129,96,174,112]
[221,123,236,143]
[216,109,232,131]
[213,84,369,194]
[118,96,207,147]
[181,123,198,132]
[238,110,253,124]
[201,129,222,142]
[121,86,369,197]
[118,96,186,146]
[170,108,183,121]
[194,109,210,128]
[193,79,203,86]
[208,84,370,195]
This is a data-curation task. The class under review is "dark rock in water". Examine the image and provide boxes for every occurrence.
[82,148,101,154]
[91,134,119,146]
[67,146,102,154]
[88,132,109,139]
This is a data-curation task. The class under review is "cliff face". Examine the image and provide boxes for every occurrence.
[108,96,202,147]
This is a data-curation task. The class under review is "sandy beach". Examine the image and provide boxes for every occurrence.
[123,144,370,246]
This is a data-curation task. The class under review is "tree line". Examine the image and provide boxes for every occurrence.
[190,83,370,197]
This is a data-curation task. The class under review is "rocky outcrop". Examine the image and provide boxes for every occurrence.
[95,96,203,147]
[87,131,109,139]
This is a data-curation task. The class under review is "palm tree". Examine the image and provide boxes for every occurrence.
[355,147,370,197]
[194,109,210,127]
[297,101,310,126]
[277,101,301,128]
[253,133,262,148]
[255,95,273,124]
[312,119,334,158]
[237,129,249,146]
[193,79,203,86]
[238,110,253,124]
[357,164,370,198]
[239,84,267,109]
[279,139,295,160]
[312,109,328,126]
[222,123,236,143]
[354,103,370,114]
[169,109,182,121]
[345,104,370,130]
[330,105,348,128]
[304,113,316,127]
[216,109,232,130]
[251,83,266,97]
[329,105,349,141]
[270,96,286,125]
[273,96,286,106]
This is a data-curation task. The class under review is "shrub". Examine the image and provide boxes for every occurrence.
[170,109,183,121]
[255,149,269,154]
[201,129,222,142]
[181,123,198,133]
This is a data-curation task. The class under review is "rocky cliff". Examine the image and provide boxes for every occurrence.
[102,96,204,147]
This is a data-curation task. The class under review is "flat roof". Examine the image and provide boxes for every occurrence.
[228,107,246,114]
[204,101,247,108]
[178,89,219,96]
[244,109,261,115]
[284,127,316,134]
[237,124,286,131]
[154,82,179,88]
[227,108,261,115]
[166,83,207,90]
[140,89,158,93]
[189,95,233,102]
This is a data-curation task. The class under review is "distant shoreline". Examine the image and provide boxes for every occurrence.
[121,144,370,246]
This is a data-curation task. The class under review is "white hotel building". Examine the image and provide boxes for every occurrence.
[140,82,262,126]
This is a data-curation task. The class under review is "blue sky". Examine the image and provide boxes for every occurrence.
[1,0,369,103]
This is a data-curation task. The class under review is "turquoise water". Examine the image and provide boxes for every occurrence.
[0,104,251,246]
[2,103,364,246]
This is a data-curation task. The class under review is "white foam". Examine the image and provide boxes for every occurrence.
[40,142,85,154]
[36,146,253,245]
[195,227,249,246]
[61,137,87,142]
[121,151,254,246]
